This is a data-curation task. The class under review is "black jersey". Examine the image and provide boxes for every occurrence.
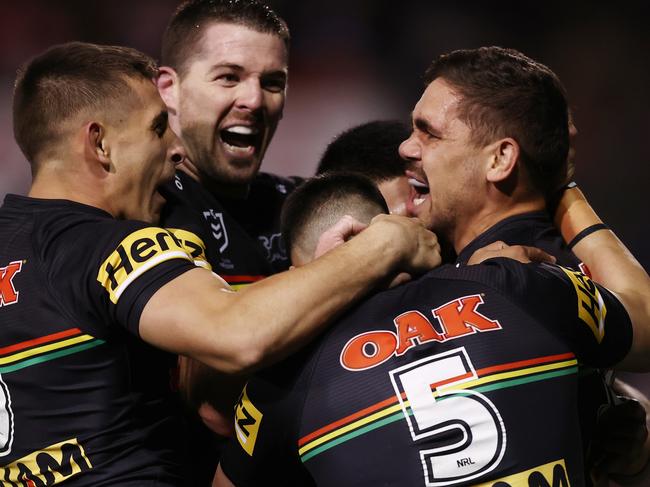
[220,259,632,487]
[456,211,610,472]
[0,194,198,486]
[160,171,302,288]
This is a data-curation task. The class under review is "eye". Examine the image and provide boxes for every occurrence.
[215,73,239,86]
[151,111,168,138]
[154,121,167,138]
[261,75,287,93]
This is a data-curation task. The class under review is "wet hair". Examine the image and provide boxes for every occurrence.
[13,41,157,171]
[281,172,388,263]
[316,120,410,183]
[161,0,290,76]
[425,46,569,196]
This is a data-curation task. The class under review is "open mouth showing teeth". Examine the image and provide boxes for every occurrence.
[408,177,430,206]
[220,125,260,150]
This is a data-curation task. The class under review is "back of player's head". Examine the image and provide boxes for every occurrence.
[316,120,410,183]
[13,41,158,171]
[425,46,569,197]
[281,172,389,266]
[161,0,290,77]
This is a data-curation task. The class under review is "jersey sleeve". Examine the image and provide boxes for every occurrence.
[536,263,633,368]
[38,215,197,336]
[220,369,315,486]
[461,258,634,368]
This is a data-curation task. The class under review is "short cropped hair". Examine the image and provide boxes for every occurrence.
[316,120,411,183]
[162,0,290,76]
[13,42,158,169]
[425,46,569,196]
[281,173,388,263]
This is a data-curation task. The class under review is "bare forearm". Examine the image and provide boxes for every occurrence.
[555,187,650,368]
[213,228,408,371]
[142,215,439,374]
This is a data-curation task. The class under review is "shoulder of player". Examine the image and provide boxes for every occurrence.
[252,172,305,196]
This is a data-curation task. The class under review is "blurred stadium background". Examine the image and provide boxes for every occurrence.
[1,0,648,393]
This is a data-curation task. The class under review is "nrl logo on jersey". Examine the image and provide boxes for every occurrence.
[203,209,229,253]
[0,260,23,307]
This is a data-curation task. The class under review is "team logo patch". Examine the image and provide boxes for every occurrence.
[259,233,288,264]
[472,459,569,487]
[234,385,263,456]
[166,228,212,270]
[1,438,92,485]
[97,228,192,304]
[0,261,23,307]
[203,209,229,253]
[560,267,607,343]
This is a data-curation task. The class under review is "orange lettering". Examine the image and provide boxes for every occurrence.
[394,310,444,355]
[433,295,501,339]
[340,331,398,371]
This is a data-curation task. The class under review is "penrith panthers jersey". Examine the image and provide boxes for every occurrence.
[456,210,615,484]
[0,194,198,486]
[160,171,302,289]
[220,258,632,487]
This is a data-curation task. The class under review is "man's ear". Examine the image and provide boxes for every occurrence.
[157,66,179,112]
[486,137,520,183]
[85,122,111,174]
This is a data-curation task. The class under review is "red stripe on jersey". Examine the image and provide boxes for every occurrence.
[476,352,575,377]
[298,391,407,447]
[0,328,82,356]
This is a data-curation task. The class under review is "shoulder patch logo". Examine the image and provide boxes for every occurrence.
[234,385,263,456]
[203,209,229,253]
[97,228,192,304]
[0,261,23,307]
[560,266,607,343]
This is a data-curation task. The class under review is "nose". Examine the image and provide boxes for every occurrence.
[235,78,264,112]
[399,134,420,162]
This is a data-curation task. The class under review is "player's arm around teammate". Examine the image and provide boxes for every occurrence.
[141,213,440,374]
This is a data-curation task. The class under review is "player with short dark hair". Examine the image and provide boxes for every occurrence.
[401,45,650,483]
[281,173,388,265]
[315,120,412,216]
[161,0,290,78]
[155,1,302,478]
[215,172,650,487]
[13,42,159,178]
[0,41,440,485]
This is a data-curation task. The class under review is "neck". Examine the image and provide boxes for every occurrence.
[28,163,112,215]
[453,197,546,254]
[178,161,250,199]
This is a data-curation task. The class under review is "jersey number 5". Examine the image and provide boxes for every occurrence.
[389,347,506,486]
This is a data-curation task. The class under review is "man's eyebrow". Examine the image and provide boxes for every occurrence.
[209,63,244,73]
[150,110,168,131]
[414,116,438,136]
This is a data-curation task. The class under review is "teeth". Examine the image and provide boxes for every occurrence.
[223,141,253,152]
[413,197,426,206]
[223,125,258,135]
[408,177,429,189]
